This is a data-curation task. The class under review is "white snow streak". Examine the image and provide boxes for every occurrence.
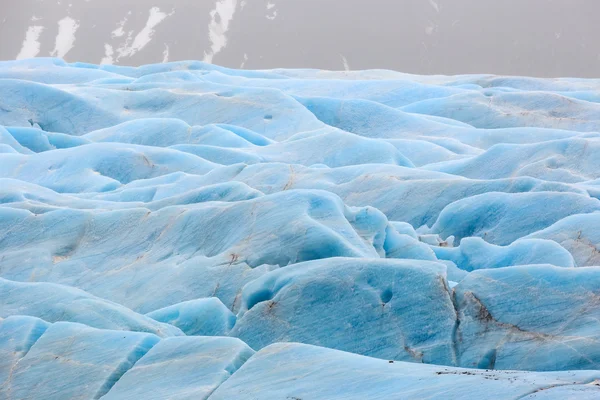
[428,0,440,13]
[50,17,80,58]
[340,54,350,71]
[203,0,238,64]
[425,20,437,36]
[100,44,114,65]
[162,44,170,63]
[266,2,277,20]
[117,7,172,59]
[112,13,130,38]
[16,25,44,59]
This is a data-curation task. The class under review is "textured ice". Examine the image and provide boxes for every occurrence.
[432,237,575,271]
[231,258,457,364]
[1,58,600,398]
[101,336,254,400]
[0,316,49,385]
[146,298,236,336]
[455,265,600,371]
[0,278,183,337]
[1,321,160,399]
[209,343,600,400]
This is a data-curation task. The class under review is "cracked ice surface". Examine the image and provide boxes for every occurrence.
[0,58,600,399]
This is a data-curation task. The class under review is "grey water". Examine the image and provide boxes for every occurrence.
[1,0,599,77]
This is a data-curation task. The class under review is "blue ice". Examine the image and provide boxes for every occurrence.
[1,57,600,398]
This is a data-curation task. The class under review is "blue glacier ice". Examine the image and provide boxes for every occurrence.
[0,278,183,337]
[1,320,160,399]
[209,343,600,400]
[1,58,600,398]
[101,336,254,400]
[146,297,236,336]
[0,316,49,385]
[454,265,600,371]
[432,237,575,271]
[231,258,457,364]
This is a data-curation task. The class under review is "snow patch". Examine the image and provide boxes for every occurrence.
[16,25,45,59]
[203,0,238,64]
[428,0,440,13]
[100,44,114,65]
[162,44,170,63]
[340,54,350,71]
[266,2,277,20]
[116,7,173,60]
[50,17,80,58]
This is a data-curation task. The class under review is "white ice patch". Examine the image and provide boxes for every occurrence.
[117,7,172,59]
[112,26,125,38]
[100,44,114,65]
[162,44,170,63]
[425,20,437,36]
[16,25,44,59]
[266,2,277,20]
[203,0,238,64]
[428,0,440,13]
[50,17,80,58]
[240,53,248,68]
[340,54,350,71]
[112,14,130,38]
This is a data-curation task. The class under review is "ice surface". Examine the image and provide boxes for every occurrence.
[432,237,575,271]
[0,278,183,337]
[1,58,600,398]
[455,265,600,371]
[146,297,236,336]
[209,343,600,400]
[231,258,457,364]
[0,316,49,385]
[102,336,254,400]
[1,321,160,399]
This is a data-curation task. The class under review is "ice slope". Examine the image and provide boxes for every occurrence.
[231,258,457,364]
[2,319,160,399]
[146,298,236,336]
[0,278,183,337]
[455,266,600,371]
[209,343,600,400]
[0,58,600,398]
[101,336,254,400]
[3,319,598,400]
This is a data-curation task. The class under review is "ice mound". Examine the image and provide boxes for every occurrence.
[209,343,600,400]
[231,258,457,364]
[146,298,236,336]
[1,58,600,398]
[0,278,183,337]
[2,319,160,399]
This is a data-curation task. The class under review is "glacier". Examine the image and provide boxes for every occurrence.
[0,57,599,399]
